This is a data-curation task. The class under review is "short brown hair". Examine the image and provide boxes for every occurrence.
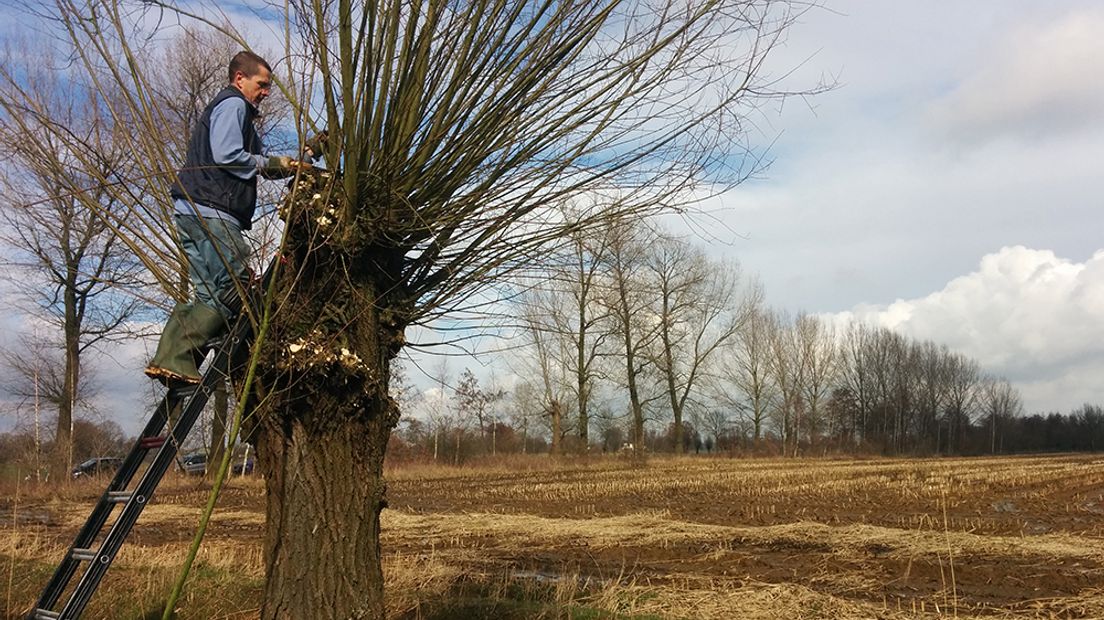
[228,51,272,83]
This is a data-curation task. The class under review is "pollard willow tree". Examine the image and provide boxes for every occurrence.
[38,0,818,616]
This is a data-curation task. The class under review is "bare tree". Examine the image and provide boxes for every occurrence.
[508,381,544,454]
[517,221,614,453]
[29,0,819,614]
[646,237,754,453]
[559,224,614,452]
[912,340,950,453]
[518,298,575,455]
[717,304,774,444]
[0,60,148,470]
[862,327,905,452]
[793,313,836,450]
[149,28,241,168]
[454,367,504,454]
[419,358,452,461]
[695,408,733,451]
[765,310,805,455]
[943,352,979,454]
[601,221,662,459]
[1,332,100,478]
[388,360,422,418]
[838,321,875,445]
[979,375,1022,454]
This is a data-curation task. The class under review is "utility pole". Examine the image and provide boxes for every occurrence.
[34,325,42,482]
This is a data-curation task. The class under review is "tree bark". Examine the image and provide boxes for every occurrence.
[549,400,562,456]
[54,285,81,469]
[255,409,391,619]
[576,335,588,453]
[250,176,404,619]
[657,312,682,455]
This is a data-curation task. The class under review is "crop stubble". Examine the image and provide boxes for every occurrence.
[3,454,1103,618]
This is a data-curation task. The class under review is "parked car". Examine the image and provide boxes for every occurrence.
[232,458,255,475]
[180,452,207,476]
[72,457,122,479]
[181,452,253,476]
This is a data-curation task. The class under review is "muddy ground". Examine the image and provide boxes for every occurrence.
[4,454,1103,618]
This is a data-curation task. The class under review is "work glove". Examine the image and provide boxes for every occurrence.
[260,156,308,179]
[303,130,328,163]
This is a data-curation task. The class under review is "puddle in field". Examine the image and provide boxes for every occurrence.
[505,565,615,589]
[0,510,53,526]
[510,569,565,583]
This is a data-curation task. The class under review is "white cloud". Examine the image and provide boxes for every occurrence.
[694,2,1104,317]
[928,9,1104,143]
[831,246,1104,412]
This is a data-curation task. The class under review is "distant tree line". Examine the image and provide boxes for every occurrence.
[391,220,1103,462]
[0,418,129,480]
[5,208,1100,471]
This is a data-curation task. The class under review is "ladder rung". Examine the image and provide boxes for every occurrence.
[71,547,98,562]
[28,281,261,620]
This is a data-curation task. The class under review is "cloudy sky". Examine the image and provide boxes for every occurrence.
[2,0,1102,434]
[697,0,1104,414]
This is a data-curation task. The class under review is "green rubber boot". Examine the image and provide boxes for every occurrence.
[145,303,227,384]
[188,302,228,351]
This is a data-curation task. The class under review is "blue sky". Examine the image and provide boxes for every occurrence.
[700,1,1104,412]
[701,1,1101,309]
[2,0,1103,434]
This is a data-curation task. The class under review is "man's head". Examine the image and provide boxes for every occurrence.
[228,51,272,106]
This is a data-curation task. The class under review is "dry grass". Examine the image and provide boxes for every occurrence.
[3,454,1103,619]
[381,510,1104,563]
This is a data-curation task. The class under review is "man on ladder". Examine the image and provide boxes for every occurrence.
[28,51,327,620]
[144,50,322,384]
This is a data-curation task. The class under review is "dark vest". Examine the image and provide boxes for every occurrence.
[171,87,263,230]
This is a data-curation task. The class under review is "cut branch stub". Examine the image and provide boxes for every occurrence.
[254,171,406,430]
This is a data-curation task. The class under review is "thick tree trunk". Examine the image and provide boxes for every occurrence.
[255,408,391,619]
[253,314,399,618]
[249,174,404,619]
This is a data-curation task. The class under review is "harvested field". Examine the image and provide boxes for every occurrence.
[3,454,1103,618]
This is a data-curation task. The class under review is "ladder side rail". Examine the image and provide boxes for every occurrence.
[57,316,252,619]
[30,261,267,619]
[31,392,175,613]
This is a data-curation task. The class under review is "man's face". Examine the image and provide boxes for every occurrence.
[233,66,272,106]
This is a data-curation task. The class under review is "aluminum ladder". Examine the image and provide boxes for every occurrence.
[28,309,254,620]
